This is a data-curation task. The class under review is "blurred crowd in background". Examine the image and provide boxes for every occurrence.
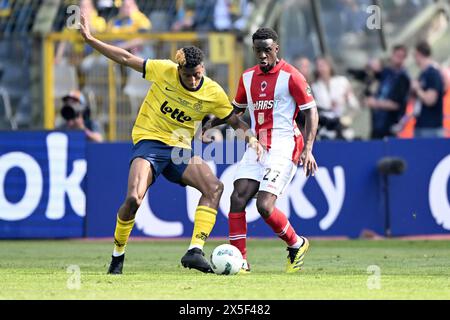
[0,0,449,142]
[293,41,450,141]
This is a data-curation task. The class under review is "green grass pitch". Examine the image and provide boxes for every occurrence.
[1,239,449,300]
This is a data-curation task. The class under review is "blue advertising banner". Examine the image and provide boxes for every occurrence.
[387,138,450,236]
[0,131,86,238]
[86,140,387,239]
[2,132,449,239]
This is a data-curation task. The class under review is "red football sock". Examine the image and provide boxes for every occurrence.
[264,208,298,247]
[228,212,247,259]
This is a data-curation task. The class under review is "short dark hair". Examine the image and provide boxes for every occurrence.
[252,27,279,42]
[175,46,204,68]
[313,56,336,81]
[393,44,408,55]
[415,41,432,57]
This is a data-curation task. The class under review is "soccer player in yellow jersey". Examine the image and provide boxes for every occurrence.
[79,13,262,274]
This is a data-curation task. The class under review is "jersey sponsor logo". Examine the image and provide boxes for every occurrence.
[160,101,192,123]
[253,100,279,110]
[177,97,191,107]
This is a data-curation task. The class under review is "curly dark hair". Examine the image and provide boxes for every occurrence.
[415,41,432,57]
[175,46,205,68]
[252,27,279,42]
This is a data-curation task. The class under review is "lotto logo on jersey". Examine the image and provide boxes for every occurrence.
[253,100,279,110]
[160,101,192,123]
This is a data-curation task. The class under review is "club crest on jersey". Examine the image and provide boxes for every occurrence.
[261,81,268,92]
[193,100,203,112]
[258,112,265,125]
[306,86,312,96]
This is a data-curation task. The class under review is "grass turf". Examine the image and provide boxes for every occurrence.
[0,239,449,300]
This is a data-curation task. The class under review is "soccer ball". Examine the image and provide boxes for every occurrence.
[210,244,243,275]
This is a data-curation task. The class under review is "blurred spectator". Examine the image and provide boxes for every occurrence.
[192,0,216,31]
[442,66,450,137]
[442,65,450,93]
[312,56,360,140]
[411,41,444,138]
[347,57,383,98]
[214,0,253,32]
[55,0,106,65]
[96,0,120,19]
[339,0,370,34]
[107,0,152,33]
[293,56,312,83]
[57,90,104,142]
[293,55,312,136]
[0,0,10,17]
[365,45,411,139]
[171,0,196,31]
[105,0,152,60]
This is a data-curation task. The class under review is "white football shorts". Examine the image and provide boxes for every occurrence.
[233,146,297,197]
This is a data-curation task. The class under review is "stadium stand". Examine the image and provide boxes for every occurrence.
[0,0,449,138]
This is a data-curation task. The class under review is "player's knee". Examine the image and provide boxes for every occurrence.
[256,197,274,219]
[204,180,224,201]
[124,195,142,215]
[230,190,248,211]
[214,180,225,198]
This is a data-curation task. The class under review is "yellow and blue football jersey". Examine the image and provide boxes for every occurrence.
[132,59,233,149]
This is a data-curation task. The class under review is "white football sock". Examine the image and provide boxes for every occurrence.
[188,244,203,251]
[112,249,125,257]
[288,236,304,249]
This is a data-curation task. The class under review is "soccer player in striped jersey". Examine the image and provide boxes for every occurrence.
[204,28,319,273]
[79,13,263,274]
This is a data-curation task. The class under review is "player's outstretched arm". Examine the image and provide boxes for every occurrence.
[225,112,264,160]
[202,107,245,134]
[300,107,319,177]
[79,13,144,73]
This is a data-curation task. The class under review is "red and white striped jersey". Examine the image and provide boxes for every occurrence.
[232,59,316,163]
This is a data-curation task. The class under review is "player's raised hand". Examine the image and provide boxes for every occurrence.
[79,12,92,41]
[300,148,318,177]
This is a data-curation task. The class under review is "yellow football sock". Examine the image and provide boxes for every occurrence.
[189,206,218,250]
[113,216,135,256]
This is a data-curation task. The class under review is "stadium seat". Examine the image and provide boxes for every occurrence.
[124,68,151,117]
[148,10,170,32]
[81,57,122,131]
[54,63,79,99]
[0,86,18,129]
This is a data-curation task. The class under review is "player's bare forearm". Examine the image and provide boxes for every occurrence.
[226,112,263,160]
[300,107,319,177]
[84,37,144,72]
[84,129,104,143]
[226,113,254,142]
[303,107,319,151]
[376,99,400,111]
[79,13,143,72]
[211,108,245,128]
